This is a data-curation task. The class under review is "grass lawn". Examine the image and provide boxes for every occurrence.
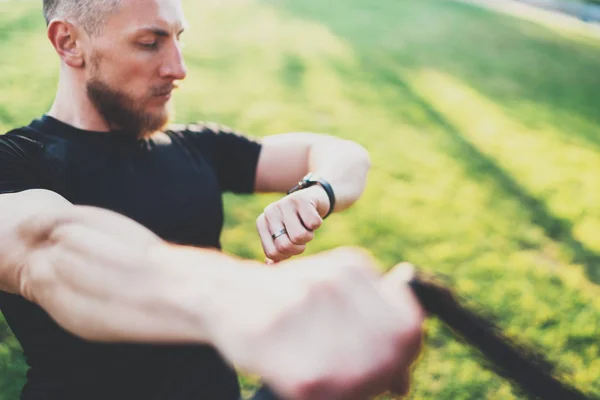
[1,0,600,399]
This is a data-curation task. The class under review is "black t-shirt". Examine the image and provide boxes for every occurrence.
[0,115,263,400]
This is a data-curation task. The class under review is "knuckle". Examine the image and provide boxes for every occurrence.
[289,194,302,205]
[292,195,309,209]
[314,217,324,228]
[263,203,279,217]
[305,217,322,231]
[304,231,315,242]
[289,190,305,201]
[287,233,301,244]
[294,245,307,255]
[290,231,312,244]
[265,249,279,260]
[274,240,291,253]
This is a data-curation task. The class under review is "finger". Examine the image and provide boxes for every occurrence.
[264,206,306,259]
[297,198,323,232]
[380,263,425,323]
[386,262,417,284]
[281,202,314,245]
[382,263,425,346]
[381,263,425,387]
[256,213,284,262]
[265,257,276,265]
[389,370,412,397]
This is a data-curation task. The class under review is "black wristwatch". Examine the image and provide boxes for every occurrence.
[287,173,336,219]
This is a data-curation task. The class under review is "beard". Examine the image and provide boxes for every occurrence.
[86,77,173,139]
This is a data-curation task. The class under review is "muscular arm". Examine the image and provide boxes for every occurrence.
[0,189,262,344]
[0,190,424,399]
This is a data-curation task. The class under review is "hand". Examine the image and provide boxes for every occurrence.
[209,248,425,400]
[256,185,331,263]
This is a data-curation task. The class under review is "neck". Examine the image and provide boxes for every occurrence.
[48,71,111,132]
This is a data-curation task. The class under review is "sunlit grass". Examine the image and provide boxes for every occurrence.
[457,0,600,43]
[1,0,600,399]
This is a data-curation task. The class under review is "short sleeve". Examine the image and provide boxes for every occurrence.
[176,123,263,194]
[0,131,44,194]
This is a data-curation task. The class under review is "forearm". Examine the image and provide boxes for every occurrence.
[17,205,263,345]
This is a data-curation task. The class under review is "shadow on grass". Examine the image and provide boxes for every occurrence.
[267,0,600,284]
[266,0,600,150]
[377,65,600,284]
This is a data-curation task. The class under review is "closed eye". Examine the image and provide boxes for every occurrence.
[139,42,158,50]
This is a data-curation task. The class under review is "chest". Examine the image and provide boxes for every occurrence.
[43,138,224,247]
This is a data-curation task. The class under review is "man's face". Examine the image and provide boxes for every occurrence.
[84,0,188,137]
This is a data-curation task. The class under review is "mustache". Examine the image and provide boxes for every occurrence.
[150,83,179,96]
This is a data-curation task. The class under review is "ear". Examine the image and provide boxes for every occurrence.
[47,20,85,68]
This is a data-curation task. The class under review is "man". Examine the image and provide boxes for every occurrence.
[0,0,424,399]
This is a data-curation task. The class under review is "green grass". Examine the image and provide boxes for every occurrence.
[1,0,600,399]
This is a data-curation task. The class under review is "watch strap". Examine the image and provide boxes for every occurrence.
[287,173,336,219]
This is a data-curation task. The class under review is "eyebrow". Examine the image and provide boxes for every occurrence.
[136,26,186,37]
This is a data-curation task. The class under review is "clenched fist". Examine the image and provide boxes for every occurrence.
[256,185,331,263]
[209,248,425,400]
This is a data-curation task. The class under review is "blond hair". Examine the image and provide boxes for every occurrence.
[43,0,122,36]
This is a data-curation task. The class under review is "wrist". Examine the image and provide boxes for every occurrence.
[287,172,336,218]
[302,185,331,219]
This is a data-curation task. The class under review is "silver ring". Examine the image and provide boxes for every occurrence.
[271,228,287,240]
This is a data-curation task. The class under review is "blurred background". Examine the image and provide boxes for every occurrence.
[1,0,600,398]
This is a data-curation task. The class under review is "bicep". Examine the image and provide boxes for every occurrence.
[0,189,161,299]
[0,189,72,294]
[254,133,335,193]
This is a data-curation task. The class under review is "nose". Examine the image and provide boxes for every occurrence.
[160,40,188,81]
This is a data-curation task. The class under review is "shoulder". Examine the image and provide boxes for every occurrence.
[164,122,262,157]
[0,127,45,160]
[0,127,50,194]
[166,121,257,140]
